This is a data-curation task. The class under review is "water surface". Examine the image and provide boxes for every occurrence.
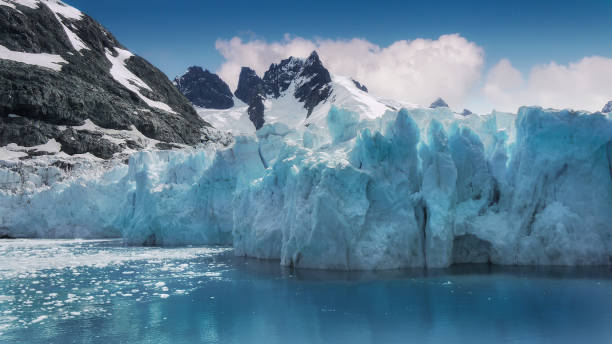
[1,239,611,343]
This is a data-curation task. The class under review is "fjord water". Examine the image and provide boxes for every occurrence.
[1,240,611,344]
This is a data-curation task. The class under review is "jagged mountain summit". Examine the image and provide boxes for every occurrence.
[234,67,266,105]
[182,51,334,131]
[603,101,612,113]
[194,51,414,134]
[0,0,211,160]
[173,66,234,109]
[430,97,449,108]
[236,51,333,129]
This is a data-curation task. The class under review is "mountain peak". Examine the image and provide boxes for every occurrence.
[305,50,321,63]
[174,67,234,109]
[430,98,449,109]
[234,67,265,105]
[602,101,612,113]
[186,65,206,73]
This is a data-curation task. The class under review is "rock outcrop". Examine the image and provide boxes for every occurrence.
[234,67,265,105]
[174,66,234,109]
[430,98,449,109]
[352,79,368,92]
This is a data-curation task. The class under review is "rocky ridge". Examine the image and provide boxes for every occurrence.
[233,51,333,129]
[0,0,211,162]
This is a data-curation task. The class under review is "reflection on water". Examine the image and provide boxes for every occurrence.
[1,239,611,344]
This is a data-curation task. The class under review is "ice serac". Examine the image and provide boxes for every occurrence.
[174,67,234,109]
[113,105,612,269]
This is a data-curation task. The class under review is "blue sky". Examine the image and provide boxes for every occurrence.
[67,0,612,79]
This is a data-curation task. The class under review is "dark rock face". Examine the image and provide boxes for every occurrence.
[173,66,234,109]
[57,128,121,159]
[1,116,60,147]
[234,67,265,105]
[461,109,473,116]
[247,95,265,130]
[603,101,612,113]
[293,52,332,117]
[0,1,209,158]
[430,98,449,109]
[262,56,304,98]
[234,67,266,129]
[234,51,332,129]
[352,79,368,92]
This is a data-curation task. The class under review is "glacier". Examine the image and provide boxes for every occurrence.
[2,98,611,269]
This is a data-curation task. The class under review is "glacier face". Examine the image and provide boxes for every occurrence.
[1,104,611,269]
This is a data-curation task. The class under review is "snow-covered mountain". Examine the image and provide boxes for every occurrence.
[0,0,213,163]
[1,1,612,270]
[194,51,414,136]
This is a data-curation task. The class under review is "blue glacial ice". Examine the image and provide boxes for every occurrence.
[1,106,611,269]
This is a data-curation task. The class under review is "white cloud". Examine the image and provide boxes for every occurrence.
[483,56,612,113]
[215,34,485,108]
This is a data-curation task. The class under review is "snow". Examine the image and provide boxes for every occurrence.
[196,98,254,135]
[105,48,176,113]
[2,0,38,10]
[42,0,89,52]
[41,0,83,20]
[0,44,66,71]
[0,0,17,10]
[55,16,88,52]
[2,1,84,18]
[0,147,27,160]
[1,74,611,270]
[32,139,61,153]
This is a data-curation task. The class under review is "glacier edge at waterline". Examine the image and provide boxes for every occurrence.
[1,105,611,269]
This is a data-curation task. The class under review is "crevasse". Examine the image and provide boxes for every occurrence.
[1,106,611,269]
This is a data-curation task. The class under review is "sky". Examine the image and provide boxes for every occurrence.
[66,0,612,113]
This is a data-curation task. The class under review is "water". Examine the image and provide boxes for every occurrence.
[1,239,611,344]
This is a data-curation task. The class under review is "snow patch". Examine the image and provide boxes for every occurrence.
[105,48,176,113]
[0,44,66,71]
[41,0,83,20]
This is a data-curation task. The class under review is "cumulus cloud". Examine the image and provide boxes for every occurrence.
[215,34,485,108]
[484,57,612,113]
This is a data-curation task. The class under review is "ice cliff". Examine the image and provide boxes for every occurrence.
[2,100,611,269]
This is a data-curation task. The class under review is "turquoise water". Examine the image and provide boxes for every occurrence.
[1,239,611,343]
